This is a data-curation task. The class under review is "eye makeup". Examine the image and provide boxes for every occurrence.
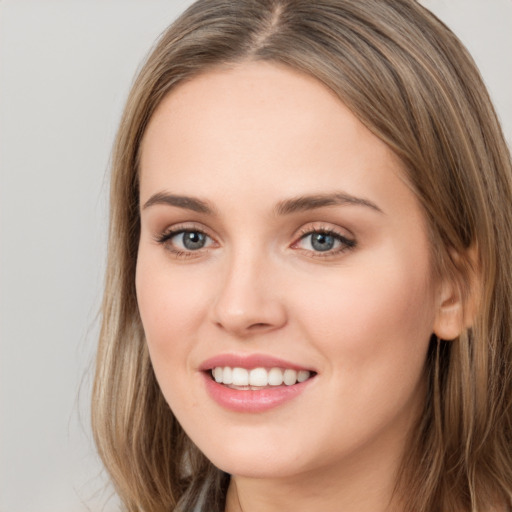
[153,221,357,261]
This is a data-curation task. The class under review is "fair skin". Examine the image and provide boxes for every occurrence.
[136,61,461,512]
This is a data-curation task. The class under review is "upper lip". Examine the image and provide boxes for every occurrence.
[199,353,315,372]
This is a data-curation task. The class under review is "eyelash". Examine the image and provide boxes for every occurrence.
[155,225,213,259]
[154,225,356,259]
[292,227,356,258]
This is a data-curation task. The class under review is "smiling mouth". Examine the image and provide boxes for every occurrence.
[210,366,315,390]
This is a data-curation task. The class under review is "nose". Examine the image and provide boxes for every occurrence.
[210,250,287,337]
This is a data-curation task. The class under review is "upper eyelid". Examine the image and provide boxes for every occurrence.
[154,222,215,241]
[294,223,355,241]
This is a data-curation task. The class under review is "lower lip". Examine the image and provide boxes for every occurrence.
[202,372,314,413]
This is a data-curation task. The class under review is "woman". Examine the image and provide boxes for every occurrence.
[92,1,512,510]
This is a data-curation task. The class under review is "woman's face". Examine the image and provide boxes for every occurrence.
[136,62,444,481]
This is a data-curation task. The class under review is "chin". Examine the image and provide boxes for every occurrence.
[190,426,310,479]
[209,452,301,480]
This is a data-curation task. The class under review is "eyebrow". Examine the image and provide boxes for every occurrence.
[141,190,383,216]
[275,192,383,215]
[142,192,215,214]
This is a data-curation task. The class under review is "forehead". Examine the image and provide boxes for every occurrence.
[139,61,414,219]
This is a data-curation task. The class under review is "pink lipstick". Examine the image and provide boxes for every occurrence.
[200,353,316,413]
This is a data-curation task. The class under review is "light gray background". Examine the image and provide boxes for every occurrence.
[0,1,510,511]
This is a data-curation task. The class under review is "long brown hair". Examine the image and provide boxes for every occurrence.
[92,1,512,510]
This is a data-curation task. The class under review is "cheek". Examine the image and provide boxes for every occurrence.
[135,255,212,417]
[135,252,209,365]
[291,256,436,377]
[285,260,436,448]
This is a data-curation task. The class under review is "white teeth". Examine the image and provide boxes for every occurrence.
[232,367,249,386]
[297,370,310,383]
[249,368,268,386]
[283,369,297,386]
[214,367,223,383]
[268,367,284,386]
[211,366,312,387]
[222,366,233,384]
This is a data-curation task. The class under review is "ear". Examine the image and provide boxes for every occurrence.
[433,247,480,341]
[433,278,465,340]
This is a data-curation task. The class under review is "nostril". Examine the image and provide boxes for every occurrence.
[248,322,271,330]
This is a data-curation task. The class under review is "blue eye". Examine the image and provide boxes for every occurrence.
[309,232,337,252]
[296,230,355,254]
[157,228,213,255]
[173,231,208,250]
